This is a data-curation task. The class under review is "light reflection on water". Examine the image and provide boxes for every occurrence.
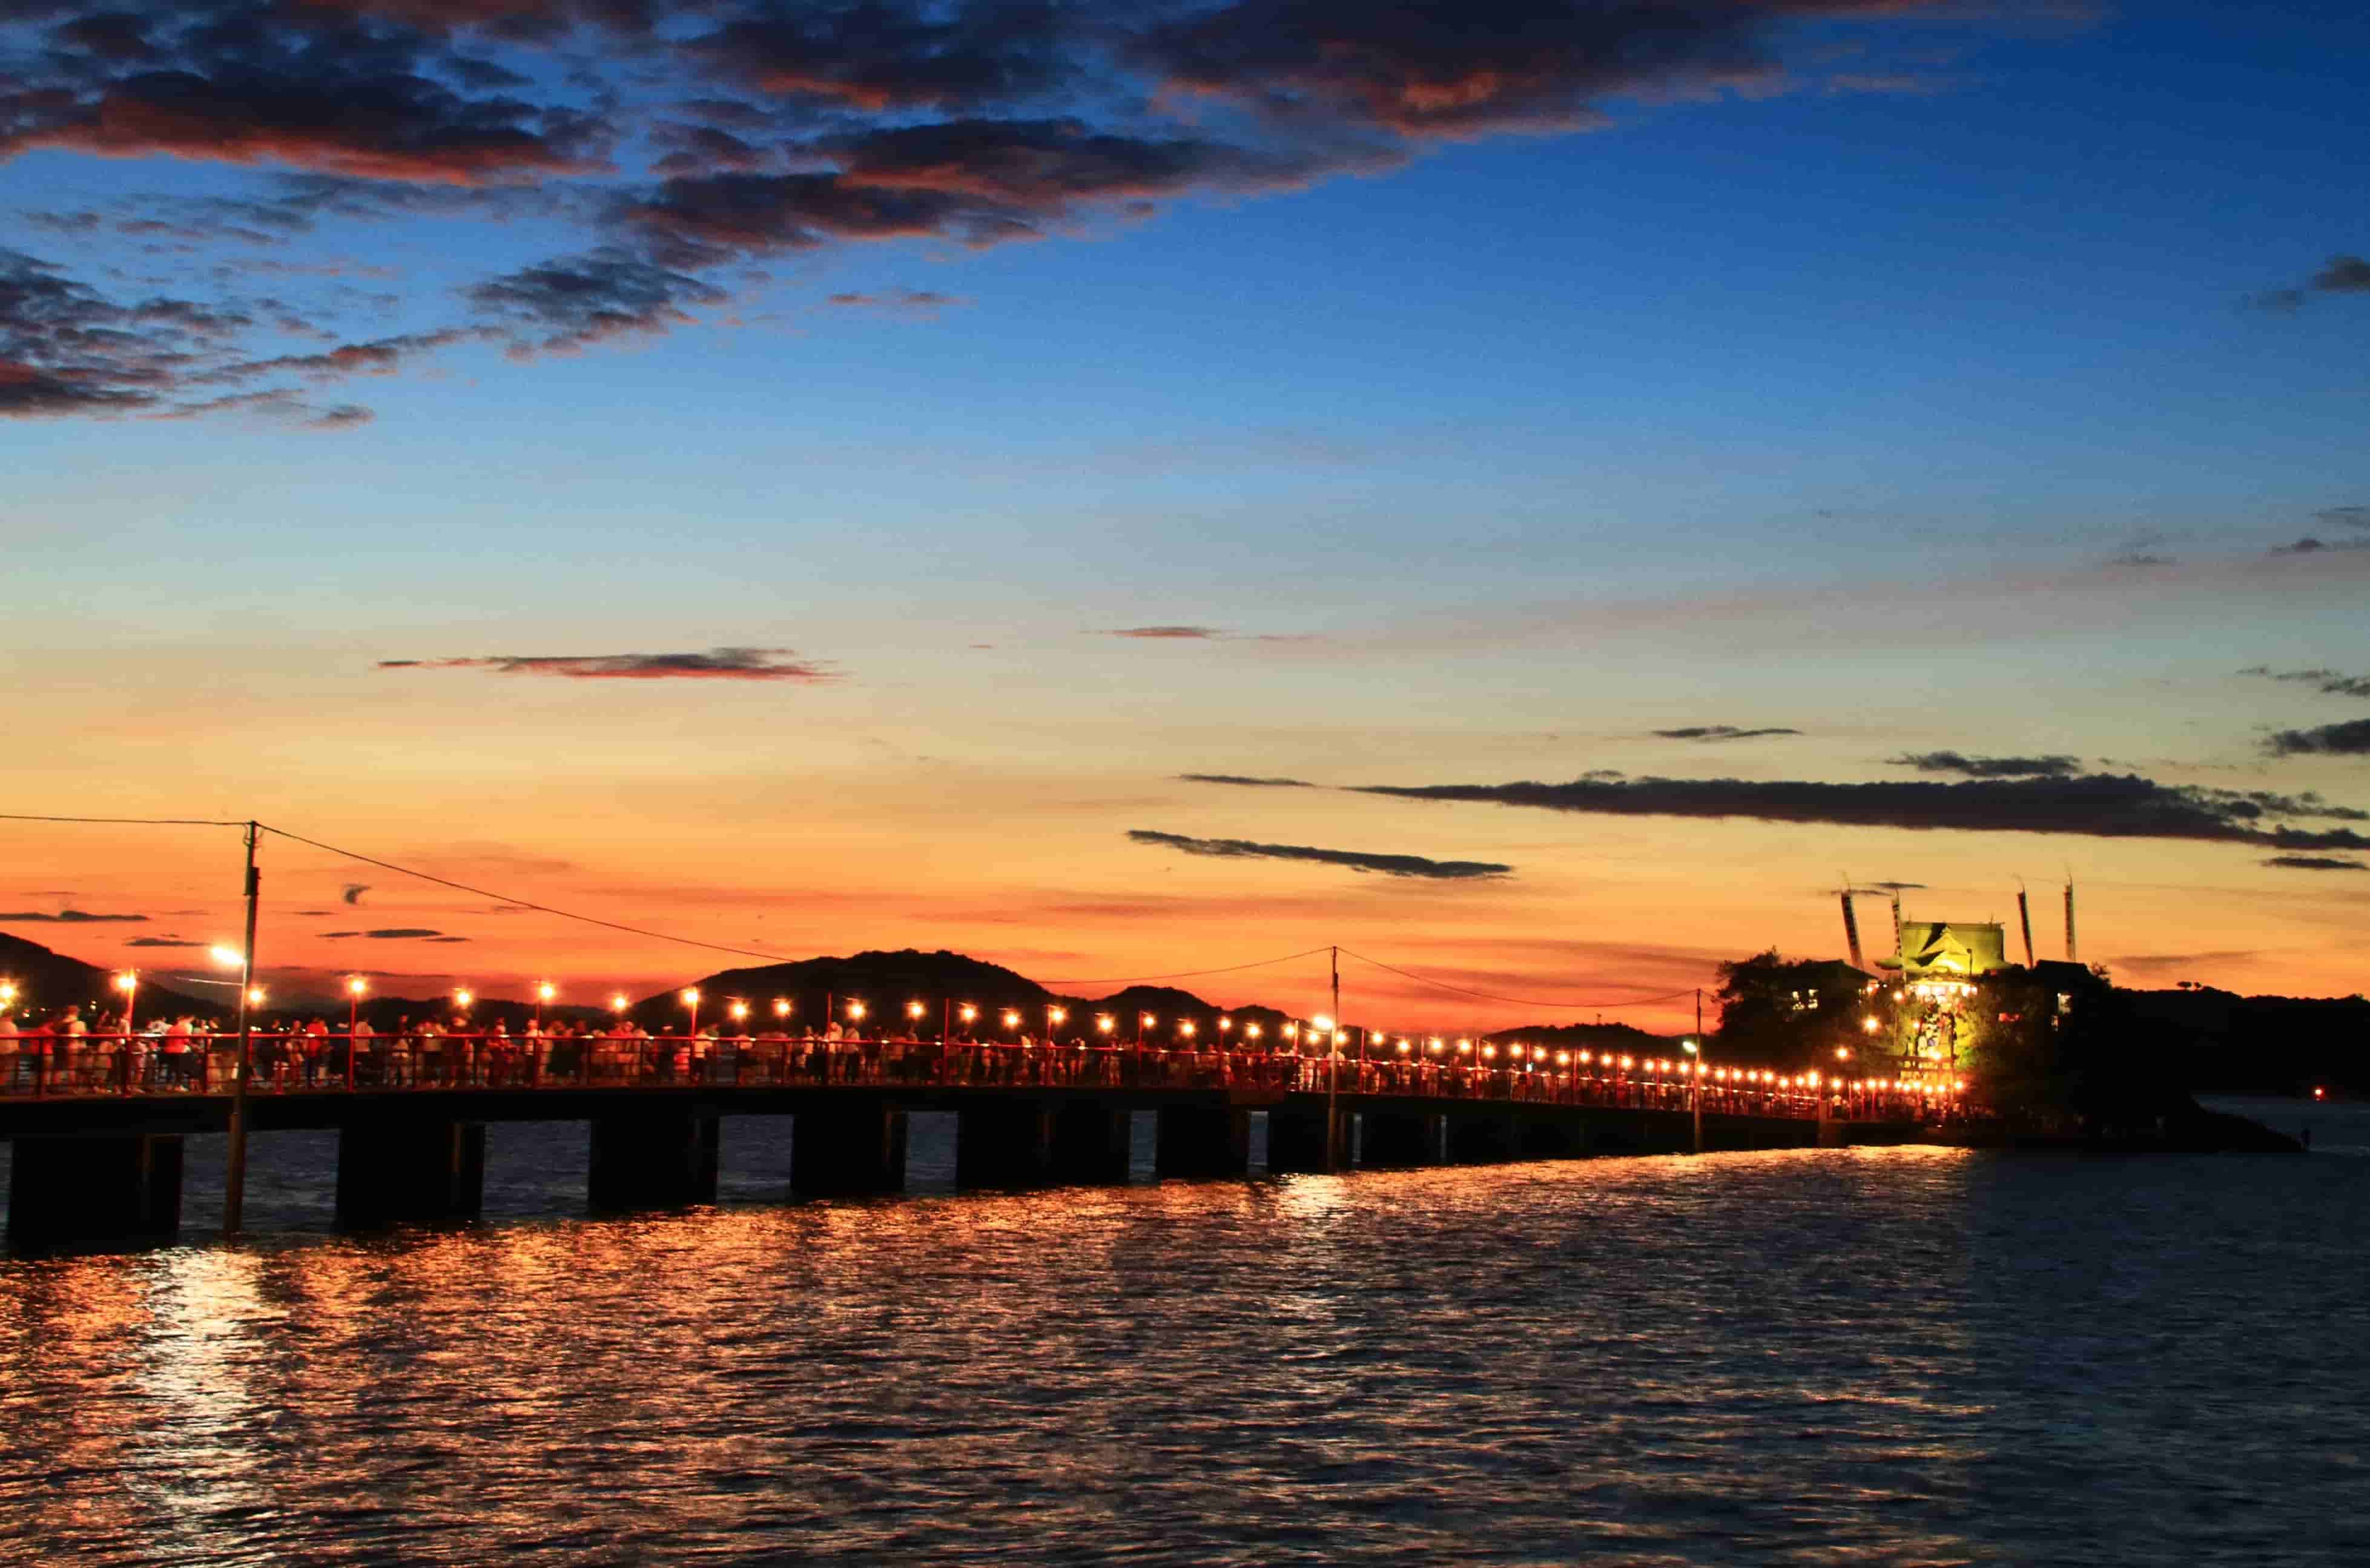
[3,1118,2366,1566]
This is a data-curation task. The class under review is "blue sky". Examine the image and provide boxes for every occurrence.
[4,1,2368,1013]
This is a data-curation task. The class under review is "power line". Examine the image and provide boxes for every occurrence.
[1037,946,1335,988]
[254,823,805,966]
[0,812,246,827]
[1338,947,1703,1011]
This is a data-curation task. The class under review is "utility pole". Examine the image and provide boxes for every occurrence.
[1691,987,1704,1155]
[1327,946,1341,1171]
[223,822,260,1236]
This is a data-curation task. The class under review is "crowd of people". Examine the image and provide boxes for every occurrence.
[0,1000,1955,1118]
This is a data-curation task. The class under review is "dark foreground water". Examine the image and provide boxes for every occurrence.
[3,1102,2366,1566]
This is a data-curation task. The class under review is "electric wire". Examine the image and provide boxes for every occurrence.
[5,811,1707,1009]
[1036,946,1335,987]
[254,823,805,966]
[0,812,247,827]
[1338,947,1703,1010]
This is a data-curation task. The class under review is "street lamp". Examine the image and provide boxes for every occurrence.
[773,997,792,1023]
[681,986,699,1038]
[1048,1004,1066,1039]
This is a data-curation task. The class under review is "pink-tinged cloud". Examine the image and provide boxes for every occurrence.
[377,646,842,682]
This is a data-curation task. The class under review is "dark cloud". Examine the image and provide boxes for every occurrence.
[1100,625,1223,639]
[1890,751,2083,779]
[824,288,963,312]
[823,116,1347,208]
[1127,828,1511,880]
[2314,505,2370,532]
[5,1,1996,419]
[2254,253,2370,312]
[2239,666,2370,700]
[1351,771,2370,852]
[687,1,1072,111]
[340,883,369,904]
[2264,719,2370,759]
[2262,855,2366,872]
[0,908,148,922]
[2268,536,2370,557]
[468,252,728,354]
[378,645,840,680]
[4,16,612,185]
[1652,724,1801,741]
[124,935,204,947]
[1126,0,1881,140]
[1177,773,1316,788]
[321,927,452,940]
[623,168,1038,265]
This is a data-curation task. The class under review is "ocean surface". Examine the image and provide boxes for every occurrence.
[3,1098,2365,1566]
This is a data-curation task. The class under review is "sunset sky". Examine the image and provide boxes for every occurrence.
[5,0,2367,1027]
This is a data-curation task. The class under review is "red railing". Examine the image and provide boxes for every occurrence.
[0,1031,1964,1122]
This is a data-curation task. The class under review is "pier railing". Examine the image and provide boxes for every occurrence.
[0,1032,1962,1122]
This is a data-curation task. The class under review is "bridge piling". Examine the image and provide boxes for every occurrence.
[7,1133,184,1254]
[589,1112,721,1210]
[1154,1105,1250,1179]
[335,1116,484,1228]
[956,1102,1054,1188]
[1266,1107,1333,1173]
[1047,1102,1131,1185]
[1445,1110,1519,1164]
[1361,1110,1441,1168]
[792,1099,907,1196]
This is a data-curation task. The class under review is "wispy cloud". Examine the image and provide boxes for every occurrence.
[1177,773,1318,788]
[1127,829,1513,880]
[379,647,839,681]
[2253,253,2370,312]
[1351,772,2370,852]
[824,289,965,314]
[2240,666,2370,699]
[320,928,464,941]
[2264,719,2370,758]
[0,908,148,923]
[1889,751,2083,779]
[2262,855,2366,872]
[124,936,203,947]
[1652,725,1802,742]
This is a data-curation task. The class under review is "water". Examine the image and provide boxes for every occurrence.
[4,1107,2365,1566]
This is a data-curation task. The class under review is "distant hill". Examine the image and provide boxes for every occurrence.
[2126,986,2370,1095]
[0,931,218,1024]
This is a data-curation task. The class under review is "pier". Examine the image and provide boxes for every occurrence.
[0,1035,1955,1252]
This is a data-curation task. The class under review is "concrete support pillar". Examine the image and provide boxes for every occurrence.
[589,1112,721,1210]
[956,1101,1054,1188]
[7,1134,184,1254]
[1445,1110,1518,1164]
[792,1099,907,1196]
[1361,1110,1441,1168]
[1048,1102,1131,1185]
[1154,1105,1252,1180]
[1266,1107,1333,1173]
[336,1118,484,1228]
[1516,1114,1582,1160]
